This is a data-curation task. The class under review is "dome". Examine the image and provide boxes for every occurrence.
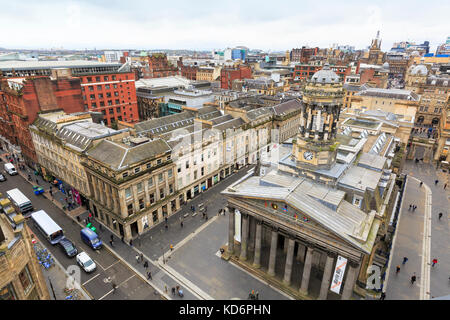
[382,62,389,69]
[411,50,420,57]
[410,64,428,76]
[311,63,340,84]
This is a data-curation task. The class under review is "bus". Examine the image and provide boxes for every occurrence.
[6,188,33,214]
[31,210,64,245]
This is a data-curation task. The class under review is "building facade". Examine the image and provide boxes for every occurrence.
[141,53,179,79]
[220,65,252,90]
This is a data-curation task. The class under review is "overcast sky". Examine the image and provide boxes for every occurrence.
[1,0,449,52]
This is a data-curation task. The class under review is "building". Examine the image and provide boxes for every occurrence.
[212,89,252,110]
[0,202,50,300]
[435,36,450,56]
[405,62,429,93]
[290,47,319,63]
[294,63,350,82]
[385,52,410,78]
[358,63,389,88]
[196,66,221,81]
[177,58,198,80]
[366,31,384,65]
[29,110,128,207]
[232,78,287,96]
[104,51,124,63]
[0,60,139,127]
[162,88,214,115]
[220,65,252,89]
[0,73,85,167]
[135,87,165,120]
[83,137,177,240]
[222,64,398,300]
[140,53,179,79]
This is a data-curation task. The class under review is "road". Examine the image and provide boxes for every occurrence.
[0,171,163,300]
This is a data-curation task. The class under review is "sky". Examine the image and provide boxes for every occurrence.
[1,0,449,52]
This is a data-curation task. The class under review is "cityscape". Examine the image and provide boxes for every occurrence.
[0,0,449,313]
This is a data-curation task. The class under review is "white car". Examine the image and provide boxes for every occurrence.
[76,252,96,273]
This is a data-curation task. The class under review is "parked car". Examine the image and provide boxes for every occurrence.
[4,163,17,175]
[58,238,78,257]
[0,173,6,182]
[76,252,96,273]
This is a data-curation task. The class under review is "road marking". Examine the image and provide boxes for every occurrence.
[104,260,120,271]
[82,273,100,286]
[94,259,106,271]
[98,275,135,300]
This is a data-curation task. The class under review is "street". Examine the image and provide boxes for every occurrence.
[0,171,163,300]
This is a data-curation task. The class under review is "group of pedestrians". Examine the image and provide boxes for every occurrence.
[395,256,439,285]
[408,204,418,212]
[248,290,259,300]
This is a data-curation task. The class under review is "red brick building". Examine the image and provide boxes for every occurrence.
[177,58,198,80]
[141,53,179,78]
[290,47,319,63]
[79,71,139,126]
[0,75,84,166]
[220,65,252,89]
[294,64,351,82]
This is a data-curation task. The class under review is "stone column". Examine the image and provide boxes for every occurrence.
[228,208,235,254]
[283,236,289,253]
[299,245,315,295]
[341,261,360,300]
[318,252,336,300]
[239,214,249,261]
[283,237,296,286]
[253,220,262,269]
[296,243,306,262]
[267,228,279,276]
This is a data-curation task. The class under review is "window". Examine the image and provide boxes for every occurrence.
[152,210,158,222]
[150,193,155,204]
[91,102,97,108]
[127,203,133,215]
[118,116,122,121]
[201,167,204,176]
[18,265,34,294]
[148,177,153,186]
[193,158,197,165]
[169,184,173,194]
[105,84,110,89]
[167,155,171,160]
[109,108,114,114]
[97,85,102,90]
[87,77,92,82]
[106,92,112,98]
[186,161,189,169]
[137,182,143,193]
[112,75,117,81]
[115,99,120,104]
[116,107,121,113]
[177,166,181,173]
[139,198,145,210]
[157,159,162,165]
[96,76,101,82]
[98,93,103,99]
[134,167,140,174]
[0,283,17,300]
[168,169,173,178]
[114,92,119,96]
[104,76,109,81]
[194,170,197,180]
[158,173,163,182]
[352,195,363,208]
[90,94,95,99]
[147,163,152,169]
[101,110,106,115]
[89,86,94,91]
[108,100,112,106]
[160,188,165,199]
[125,187,132,198]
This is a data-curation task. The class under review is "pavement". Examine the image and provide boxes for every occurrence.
[385,159,449,300]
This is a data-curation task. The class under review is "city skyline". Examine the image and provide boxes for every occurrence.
[1,0,449,52]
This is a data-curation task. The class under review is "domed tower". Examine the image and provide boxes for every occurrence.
[405,60,428,93]
[293,63,344,171]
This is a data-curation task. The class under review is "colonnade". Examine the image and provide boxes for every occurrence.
[228,209,360,300]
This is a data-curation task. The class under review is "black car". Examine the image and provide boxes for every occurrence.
[58,238,78,257]
[0,173,6,182]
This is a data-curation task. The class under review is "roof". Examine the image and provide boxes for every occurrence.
[310,63,340,84]
[87,139,171,170]
[271,99,302,117]
[356,88,419,101]
[338,166,382,191]
[357,153,387,171]
[0,60,122,71]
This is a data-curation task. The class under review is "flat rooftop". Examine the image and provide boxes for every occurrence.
[0,60,122,70]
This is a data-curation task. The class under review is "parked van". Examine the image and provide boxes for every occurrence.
[31,210,64,245]
[6,188,33,214]
[4,163,17,175]
[80,228,102,250]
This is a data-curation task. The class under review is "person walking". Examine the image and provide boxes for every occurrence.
[109,239,114,247]
[410,273,417,285]
[396,265,401,274]
[171,287,176,296]
[409,204,412,211]
[136,254,140,264]
[444,183,447,190]
[402,257,408,265]
[180,220,183,228]
[112,282,117,294]
[147,271,152,280]
[170,244,174,251]
[129,239,133,246]
[435,179,439,186]
[380,292,386,300]
[432,258,438,267]
[438,213,443,220]
[143,260,149,268]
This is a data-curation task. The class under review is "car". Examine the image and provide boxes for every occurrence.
[76,252,96,273]
[58,238,78,258]
[0,173,6,182]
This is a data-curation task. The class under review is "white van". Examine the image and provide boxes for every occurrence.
[31,210,64,245]
[4,163,17,175]
[6,188,34,214]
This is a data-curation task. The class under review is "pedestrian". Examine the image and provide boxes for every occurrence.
[396,265,401,274]
[380,292,386,300]
[435,179,439,185]
[76,215,80,222]
[109,239,114,247]
[438,213,443,220]
[419,181,423,187]
[140,253,144,261]
[170,244,174,251]
[411,273,417,285]
[171,287,176,296]
[164,285,168,293]
[409,204,412,211]
[147,271,152,280]
[112,282,117,293]
[402,257,408,265]
[180,220,183,228]
[110,234,114,241]
[143,260,148,269]
[136,254,140,264]
[129,239,133,246]
[432,258,438,267]
[165,216,168,223]
[176,285,180,292]
[444,183,447,190]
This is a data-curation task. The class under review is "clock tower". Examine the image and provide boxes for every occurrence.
[293,63,343,171]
